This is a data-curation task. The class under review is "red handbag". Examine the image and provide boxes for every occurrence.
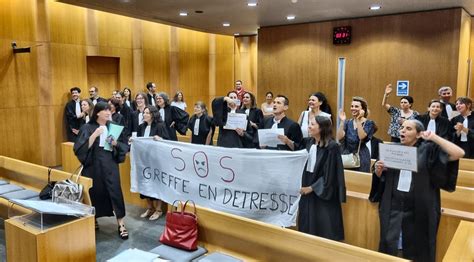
[159,200,198,251]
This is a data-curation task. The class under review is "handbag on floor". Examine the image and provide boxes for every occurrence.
[160,200,198,251]
[39,168,56,200]
[341,139,362,169]
[52,165,84,202]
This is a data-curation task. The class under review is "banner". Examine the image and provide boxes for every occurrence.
[130,138,308,227]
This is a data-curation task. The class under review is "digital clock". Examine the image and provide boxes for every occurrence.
[333,26,352,45]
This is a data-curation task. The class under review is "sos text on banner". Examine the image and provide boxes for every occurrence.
[130,138,308,227]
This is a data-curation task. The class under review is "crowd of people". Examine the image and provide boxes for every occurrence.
[66,80,471,261]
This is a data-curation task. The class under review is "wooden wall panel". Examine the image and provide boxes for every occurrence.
[0,0,36,41]
[178,28,209,113]
[96,11,132,49]
[141,21,170,52]
[470,16,474,99]
[215,35,234,98]
[455,10,471,98]
[258,9,464,141]
[142,49,170,94]
[48,0,86,45]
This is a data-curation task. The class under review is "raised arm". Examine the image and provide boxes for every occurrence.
[336,110,346,141]
[381,84,392,111]
[421,131,465,161]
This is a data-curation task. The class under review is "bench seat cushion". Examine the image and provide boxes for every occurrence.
[1,189,39,200]
[0,184,24,195]
[149,244,207,262]
[194,252,243,262]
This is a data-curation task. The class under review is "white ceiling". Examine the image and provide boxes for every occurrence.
[58,0,474,36]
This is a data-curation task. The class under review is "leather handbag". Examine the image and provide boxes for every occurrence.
[341,140,362,169]
[160,200,198,251]
[39,168,56,200]
[52,165,84,202]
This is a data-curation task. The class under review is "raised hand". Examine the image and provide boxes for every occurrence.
[385,84,393,95]
[339,110,346,122]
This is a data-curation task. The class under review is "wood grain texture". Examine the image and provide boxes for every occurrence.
[258,9,465,140]
[443,220,474,261]
[455,9,471,97]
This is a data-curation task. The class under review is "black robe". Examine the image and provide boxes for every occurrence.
[187,114,215,145]
[211,97,253,148]
[130,109,144,133]
[450,114,474,158]
[64,99,82,142]
[237,107,264,148]
[416,113,451,139]
[160,105,189,141]
[369,141,459,262]
[137,121,169,140]
[297,138,346,241]
[119,104,133,137]
[262,116,303,151]
[73,121,129,218]
[112,112,125,128]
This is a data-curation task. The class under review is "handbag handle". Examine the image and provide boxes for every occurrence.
[355,121,366,154]
[70,165,84,183]
[182,200,197,215]
[47,168,52,184]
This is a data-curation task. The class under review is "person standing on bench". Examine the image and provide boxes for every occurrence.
[74,102,130,240]
[298,115,346,241]
[370,120,464,261]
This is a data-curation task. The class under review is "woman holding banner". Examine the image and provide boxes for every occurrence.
[74,102,130,240]
[370,120,464,261]
[135,105,169,220]
[298,115,346,241]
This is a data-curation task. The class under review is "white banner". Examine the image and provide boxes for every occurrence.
[130,138,308,227]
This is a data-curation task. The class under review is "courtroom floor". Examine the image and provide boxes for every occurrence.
[0,204,166,262]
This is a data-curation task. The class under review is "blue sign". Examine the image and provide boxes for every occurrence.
[396,80,409,96]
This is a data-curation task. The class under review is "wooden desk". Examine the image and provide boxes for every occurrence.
[5,215,95,261]
[443,220,474,261]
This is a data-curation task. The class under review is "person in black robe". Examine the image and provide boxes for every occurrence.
[438,86,457,120]
[211,91,253,148]
[64,87,83,142]
[115,91,132,137]
[262,95,303,151]
[450,97,474,158]
[155,92,189,141]
[298,116,346,241]
[237,92,264,148]
[109,98,126,128]
[88,86,107,105]
[416,99,451,139]
[133,105,170,220]
[73,102,130,240]
[146,82,157,107]
[188,101,215,145]
[369,120,464,261]
[130,92,149,133]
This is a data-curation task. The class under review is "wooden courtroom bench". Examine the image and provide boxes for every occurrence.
[0,155,93,217]
[460,158,474,172]
[457,170,474,188]
[193,204,406,261]
[443,220,474,261]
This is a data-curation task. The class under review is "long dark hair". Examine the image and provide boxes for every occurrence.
[243,92,256,109]
[314,92,332,116]
[123,87,132,102]
[90,101,111,123]
[315,115,332,147]
[145,105,162,123]
[173,91,184,102]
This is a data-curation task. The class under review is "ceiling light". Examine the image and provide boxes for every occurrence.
[247,2,257,7]
[286,15,295,20]
[223,23,230,27]
[369,5,381,10]
[179,12,188,16]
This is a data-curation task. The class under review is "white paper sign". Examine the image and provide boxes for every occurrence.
[379,143,418,172]
[224,113,248,130]
[130,138,308,227]
[258,128,285,147]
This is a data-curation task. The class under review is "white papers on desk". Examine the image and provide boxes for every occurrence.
[9,199,90,217]
[258,128,284,147]
[107,248,161,262]
[379,143,418,172]
[224,113,248,130]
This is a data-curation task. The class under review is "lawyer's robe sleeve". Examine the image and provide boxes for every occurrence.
[73,125,94,167]
[311,143,346,202]
[170,106,190,135]
[422,142,459,192]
